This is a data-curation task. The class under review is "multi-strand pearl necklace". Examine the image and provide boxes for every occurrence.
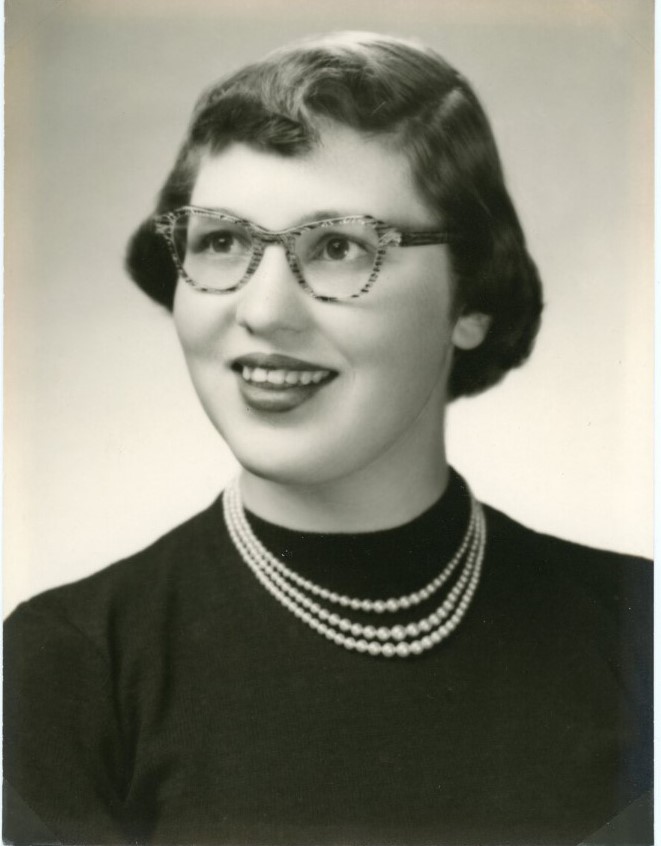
[223,477,486,659]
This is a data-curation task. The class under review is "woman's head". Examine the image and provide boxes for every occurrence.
[127,31,542,402]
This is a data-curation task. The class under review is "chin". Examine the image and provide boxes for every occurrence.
[225,420,391,490]
[218,422,330,487]
[231,448,338,488]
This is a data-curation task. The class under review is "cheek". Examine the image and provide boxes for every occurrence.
[173,284,228,361]
[340,274,454,398]
[172,288,239,440]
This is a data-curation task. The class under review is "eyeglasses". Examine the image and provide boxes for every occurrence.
[154,206,460,302]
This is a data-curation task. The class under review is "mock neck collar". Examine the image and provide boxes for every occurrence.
[242,467,472,600]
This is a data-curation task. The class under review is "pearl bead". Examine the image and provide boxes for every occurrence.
[382,643,396,658]
[391,626,406,641]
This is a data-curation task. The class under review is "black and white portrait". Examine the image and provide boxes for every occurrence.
[4,2,653,844]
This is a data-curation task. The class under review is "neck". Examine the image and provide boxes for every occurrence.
[239,440,450,534]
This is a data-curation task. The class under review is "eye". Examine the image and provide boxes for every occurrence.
[311,233,374,264]
[196,229,250,256]
[182,219,253,260]
[324,236,361,260]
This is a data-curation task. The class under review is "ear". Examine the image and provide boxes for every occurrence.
[451,312,491,350]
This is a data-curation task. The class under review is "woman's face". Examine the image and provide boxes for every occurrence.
[174,124,483,489]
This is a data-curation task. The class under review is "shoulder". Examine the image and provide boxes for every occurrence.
[481,502,652,652]
[5,493,226,661]
[483,501,651,577]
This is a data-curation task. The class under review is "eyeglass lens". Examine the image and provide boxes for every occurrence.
[171,211,382,298]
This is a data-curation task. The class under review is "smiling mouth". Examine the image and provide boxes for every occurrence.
[231,355,338,411]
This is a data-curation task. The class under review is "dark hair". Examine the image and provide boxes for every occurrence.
[126,32,543,399]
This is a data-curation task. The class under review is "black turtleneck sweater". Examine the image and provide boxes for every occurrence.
[3,471,652,845]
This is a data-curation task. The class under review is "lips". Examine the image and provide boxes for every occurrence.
[231,353,338,412]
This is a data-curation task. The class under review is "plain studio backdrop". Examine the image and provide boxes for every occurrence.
[4,0,653,617]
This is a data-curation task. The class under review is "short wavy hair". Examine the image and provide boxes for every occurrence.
[126,32,543,399]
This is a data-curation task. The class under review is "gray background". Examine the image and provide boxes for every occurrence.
[4,0,653,615]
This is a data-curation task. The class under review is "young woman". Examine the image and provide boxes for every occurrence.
[4,32,651,846]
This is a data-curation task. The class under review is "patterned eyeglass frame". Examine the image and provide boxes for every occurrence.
[153,206,461,302]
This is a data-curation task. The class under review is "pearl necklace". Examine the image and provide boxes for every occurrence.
[223,477,486,658]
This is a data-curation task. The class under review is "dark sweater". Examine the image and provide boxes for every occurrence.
[3,471,653,845]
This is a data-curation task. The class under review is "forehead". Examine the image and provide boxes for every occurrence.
[189,124,436,230]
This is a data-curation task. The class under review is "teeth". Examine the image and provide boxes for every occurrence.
[239,366,331,387]
[266,370,286,385]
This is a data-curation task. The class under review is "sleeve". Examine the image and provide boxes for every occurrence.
[3,600,131,845]
[616,558,654,802]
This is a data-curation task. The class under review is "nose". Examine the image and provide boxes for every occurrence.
[235,244,310,336]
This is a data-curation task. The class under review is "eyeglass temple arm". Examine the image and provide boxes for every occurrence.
[398,231,459,247]
[154,220,170,236]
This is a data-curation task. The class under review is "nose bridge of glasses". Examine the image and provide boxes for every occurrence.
[247,229,302,286]
[245,226,301,282]
[251,227,297,255]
